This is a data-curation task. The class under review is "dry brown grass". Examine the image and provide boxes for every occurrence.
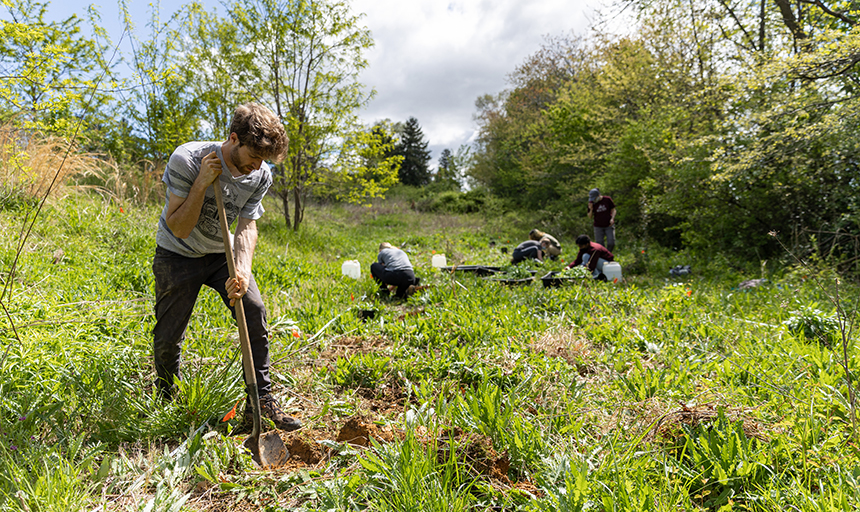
[0,124,165,206]
[0,124,96,201]
[80,158,165,205]
[531,326,597,376]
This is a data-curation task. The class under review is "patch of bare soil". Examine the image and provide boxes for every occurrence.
[355,382,409,413]
[284,429,326,465]
[336,415,399,447]
[438,428,511,484]
[645,401,771,442]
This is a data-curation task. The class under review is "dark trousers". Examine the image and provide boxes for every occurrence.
[152,246,271,400]
[370,262,416,298]
[511,245,540,264]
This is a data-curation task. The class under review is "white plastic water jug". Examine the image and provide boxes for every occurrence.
[603,262,622,283]
[341,260,361,279]
[432,253,447,268]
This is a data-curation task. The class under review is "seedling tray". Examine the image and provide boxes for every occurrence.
[541,271,587,288]
[438,265,502,277]
[485,276,534,286]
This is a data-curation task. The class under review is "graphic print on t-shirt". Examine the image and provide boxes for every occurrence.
[196,192,240,244]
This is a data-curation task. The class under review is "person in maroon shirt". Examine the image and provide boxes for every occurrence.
[587,188,616,251]
[567,234,614,280]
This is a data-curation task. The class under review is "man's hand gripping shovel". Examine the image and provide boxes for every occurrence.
[213,184,288,468]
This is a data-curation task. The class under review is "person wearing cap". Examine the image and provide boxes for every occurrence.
[371,242,420,299]
[529,229,561,259]
[587,188,616,251]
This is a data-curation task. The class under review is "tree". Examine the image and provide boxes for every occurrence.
[436,148,453,182]
[395,116,431,186]
[318,123,402,205]
[184,3,257,140]
[227,0,375,230]
[469,34,593,210]
[0,0,104,135]
[120,2,201,168]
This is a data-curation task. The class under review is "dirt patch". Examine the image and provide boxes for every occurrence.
[284,430,325,465]
[355,382,409,413]
[319,335,390,360]
[647,402,771,442]
[336,415,399,447]
[438,428,511,483]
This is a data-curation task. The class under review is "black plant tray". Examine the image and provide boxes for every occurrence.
[485,276,534,286]
[540,271,587,288]
[438,265,502,277]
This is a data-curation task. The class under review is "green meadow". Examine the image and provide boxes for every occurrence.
[0,190,858,511]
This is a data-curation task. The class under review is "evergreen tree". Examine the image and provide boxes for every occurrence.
[436,148,455,184]
[395,116,432,186]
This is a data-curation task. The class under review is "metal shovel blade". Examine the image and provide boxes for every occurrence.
[243,431,289,468]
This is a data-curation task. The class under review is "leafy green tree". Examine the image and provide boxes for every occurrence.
[435,145,470,189]
[120,2,201,167]
[395,116,431,186]
[0,0,103,135]
[470,34,589,211]
[227,0,375,230]
[184,3,256,140]
[318,123,402,205]
[362,121,399,172]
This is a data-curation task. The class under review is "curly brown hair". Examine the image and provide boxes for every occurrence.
[229,103,289,162]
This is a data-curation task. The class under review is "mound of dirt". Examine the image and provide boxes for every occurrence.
[335,416,399,447]
[438,429,511,483]
[285,431,324,465]
[337,416,373,446]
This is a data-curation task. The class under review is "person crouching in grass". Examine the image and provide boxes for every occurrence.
[567,234,614,281]
[370,242,420,299]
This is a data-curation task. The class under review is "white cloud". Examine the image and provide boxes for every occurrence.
[351,0,599,164]
[39,0,604,166]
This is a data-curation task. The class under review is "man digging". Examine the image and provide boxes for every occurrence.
[152,103,301,433]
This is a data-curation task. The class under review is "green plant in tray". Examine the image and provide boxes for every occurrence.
[499,264,536,279]
[556,266,589,278]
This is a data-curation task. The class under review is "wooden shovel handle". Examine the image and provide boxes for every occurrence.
[213,183,261,438]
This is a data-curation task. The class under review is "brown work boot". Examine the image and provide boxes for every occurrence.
[235,395,302,434]
[404,285,416,298]
[259,394,302,432]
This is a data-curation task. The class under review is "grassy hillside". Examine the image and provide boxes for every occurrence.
[0,192,858,511]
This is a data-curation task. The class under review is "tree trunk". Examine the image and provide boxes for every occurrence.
[292,186,303,231]
[281,192,292,229]
[773,0,806,41]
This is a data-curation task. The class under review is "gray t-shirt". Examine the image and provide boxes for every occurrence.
[377,247,413,271]
[156,141,273,258]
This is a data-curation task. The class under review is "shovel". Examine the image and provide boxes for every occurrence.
[213,183,288,468]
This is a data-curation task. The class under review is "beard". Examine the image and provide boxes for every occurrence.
[229,148,247,174]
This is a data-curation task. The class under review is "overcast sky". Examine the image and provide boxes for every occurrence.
[349,0,603,164]
[40,0,610,166]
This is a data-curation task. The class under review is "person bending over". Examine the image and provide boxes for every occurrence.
[529,228,561,259]
[152,102,300,433]
[567,234,614,280]
[371,242,419,299]
[511,240,543,265]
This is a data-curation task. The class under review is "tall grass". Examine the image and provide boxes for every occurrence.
[0,124,95,208]
[0,164,859,510]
